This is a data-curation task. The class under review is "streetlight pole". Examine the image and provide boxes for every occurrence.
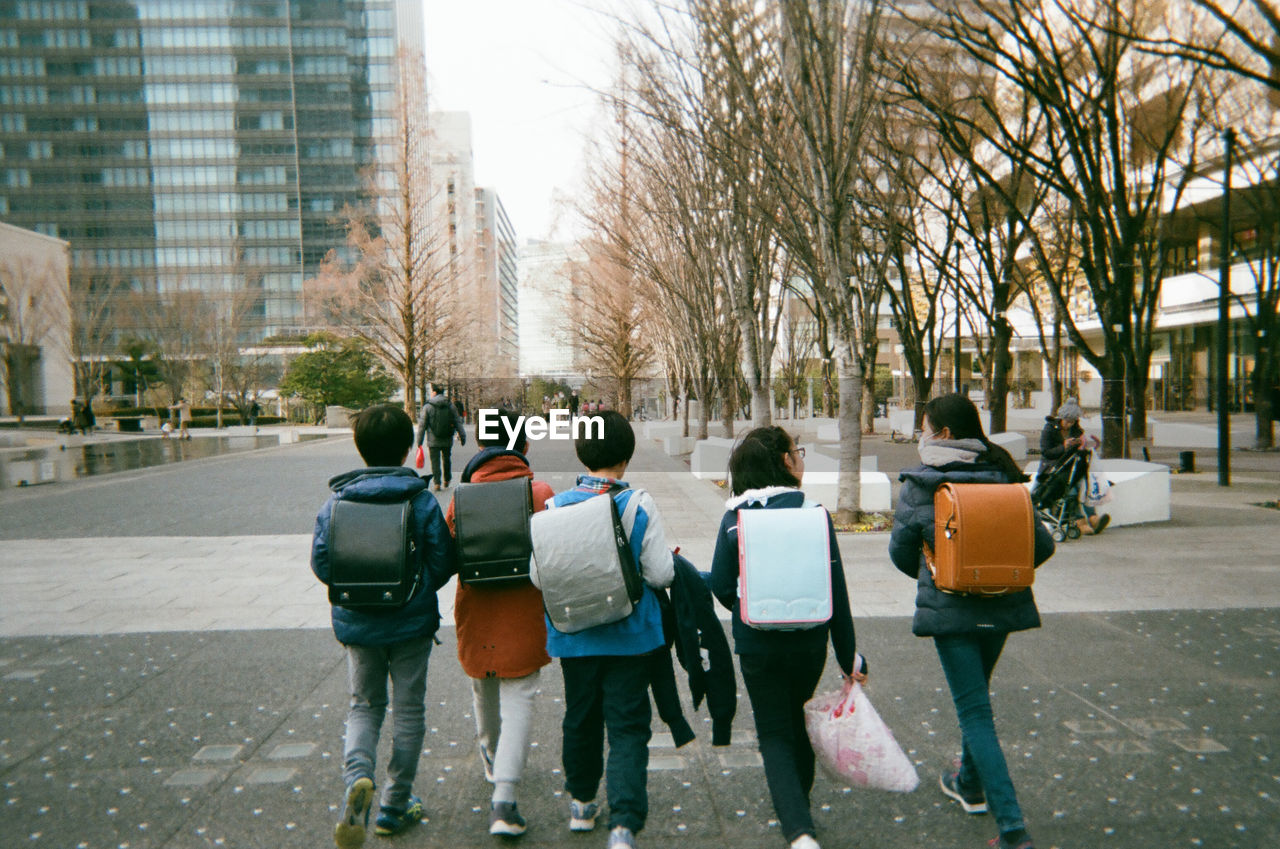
[1217,128,1235,487]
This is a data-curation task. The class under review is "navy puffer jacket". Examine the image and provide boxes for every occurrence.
[888,462,1055,637]
[311,467,455,646]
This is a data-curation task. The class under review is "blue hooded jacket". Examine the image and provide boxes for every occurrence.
[889,461,1055,637]
[311,466,455,646]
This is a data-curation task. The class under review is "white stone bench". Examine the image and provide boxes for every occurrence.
[989,431,1028,461]
[663,436,697,456]
[643,421,686,441]
[798,449,891,511]
[690,437,737,479]
[1151,419,1217,448]
[225,425,258,436]
[1024,458,1170,527]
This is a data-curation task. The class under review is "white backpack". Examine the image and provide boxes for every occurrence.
[529,489,645,634]
[737,504,832,630]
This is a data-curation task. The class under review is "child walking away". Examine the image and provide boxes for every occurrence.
[528,410,674,849]
[310,404,454,849]
[707,426,866,849]
[444,408,554,837]
[888,393,1055,849]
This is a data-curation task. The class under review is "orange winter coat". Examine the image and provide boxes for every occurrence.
[445,452,553,679]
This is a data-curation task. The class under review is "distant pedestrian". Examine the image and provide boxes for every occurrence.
[569,390,580,418]
[415,384,467,491]
[71,400,91,436]
[169,398,192,440]
[310,404,454,847]
[1039,399,1109,536]
[889,393,1056,849]
[249,399,261,428]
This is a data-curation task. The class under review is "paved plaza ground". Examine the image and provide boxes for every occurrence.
[1,420,1277,848]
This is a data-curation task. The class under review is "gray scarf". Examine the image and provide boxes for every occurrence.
[918,437,987,468]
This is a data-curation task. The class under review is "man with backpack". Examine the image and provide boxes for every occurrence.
[416,384,467,491]
[310,404,455,847]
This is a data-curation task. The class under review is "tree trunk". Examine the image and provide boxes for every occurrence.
[695,376,710,441]
[1099,364,1126,458]
[989,319,1013,434]
[861,379,876,434]
[681,386,690,439]
[833,338,864,523]
[1253,358,1276,449]
[721,382,735,439]
[751,382,772,430]
[1127,358,1151,444]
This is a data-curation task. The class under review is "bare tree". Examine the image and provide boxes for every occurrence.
[693,0,888,519]
[66,265,129,407]
[0,253,65,423]
[305,49,464,416]
[564,240,657,416]
[894,0,1216,455]
[1146,1,1280,95]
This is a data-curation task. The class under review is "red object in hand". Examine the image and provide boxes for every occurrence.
[414,446,425,469]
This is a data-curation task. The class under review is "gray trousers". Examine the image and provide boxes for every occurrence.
[343,636,433,810]
[472,670,541,802]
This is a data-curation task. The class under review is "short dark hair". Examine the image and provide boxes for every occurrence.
[575,409,634,471]
[352,403,414,467]
[728,426,801,495]
[477,407,527,451]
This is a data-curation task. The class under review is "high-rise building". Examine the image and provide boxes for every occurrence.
[475,186,518,378]
[0,0,418,339]
[518,239,585,379]
[429,110,518,381]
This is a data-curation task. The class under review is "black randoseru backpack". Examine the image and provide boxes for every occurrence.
[453,477,534,586]
[327,499,419,609]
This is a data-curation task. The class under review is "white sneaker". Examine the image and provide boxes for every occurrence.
[791,835,821,849]
[568,798,598,832]
[607,826,637,848]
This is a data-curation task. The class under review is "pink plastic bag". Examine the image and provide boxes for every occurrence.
[804,682,919,792]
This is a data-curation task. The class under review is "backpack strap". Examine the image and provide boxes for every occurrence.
[620,487,645,534]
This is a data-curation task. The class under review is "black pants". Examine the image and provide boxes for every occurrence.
[739,650,827,843]
[428,445,452,486]
[560,655,652,833]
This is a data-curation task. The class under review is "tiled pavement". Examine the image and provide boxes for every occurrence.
[1,426,1278,848]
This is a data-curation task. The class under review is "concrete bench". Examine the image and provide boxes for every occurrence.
[225,425,258,436]
[663,435,698,456]
[1024,458,1170,527]
[643,421,686,441]
[1151,418,1218,448]
[799,448,891,511]
[814,420,887,442]
[989,431,1028,461]
[103,416,143,433]
[690,437,737,479]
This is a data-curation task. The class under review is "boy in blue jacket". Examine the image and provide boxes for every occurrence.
[311,404,454,848]
[534,410,674,849]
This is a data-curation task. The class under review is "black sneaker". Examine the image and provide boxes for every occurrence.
[940,770,987,814]
[490,801,527,836]
[988,833,1035,849]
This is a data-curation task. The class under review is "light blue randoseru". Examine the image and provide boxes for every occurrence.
[737,505,833,630]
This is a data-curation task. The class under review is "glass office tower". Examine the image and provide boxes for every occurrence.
[0,0,402,337]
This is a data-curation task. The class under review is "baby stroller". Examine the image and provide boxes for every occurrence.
[1030,449,1091,542]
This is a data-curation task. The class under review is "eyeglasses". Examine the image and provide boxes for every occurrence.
[791,446,806,459]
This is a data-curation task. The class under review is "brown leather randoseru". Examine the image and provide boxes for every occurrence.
[925,483,1035,595]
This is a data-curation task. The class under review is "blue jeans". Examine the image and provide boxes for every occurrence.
[560,655,652,833]
[934,633,1025,835]
[343,636,433,810]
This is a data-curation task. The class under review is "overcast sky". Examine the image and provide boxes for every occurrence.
[421,1,618,244]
